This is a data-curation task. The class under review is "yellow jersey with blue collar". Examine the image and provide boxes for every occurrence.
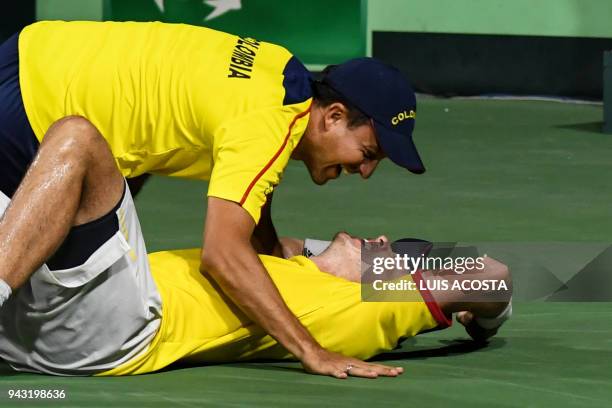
[18,21,312,223]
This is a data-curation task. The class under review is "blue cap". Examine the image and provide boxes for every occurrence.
[322,58,425,174]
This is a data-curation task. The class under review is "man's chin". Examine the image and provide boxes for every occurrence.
[309,172,329,185]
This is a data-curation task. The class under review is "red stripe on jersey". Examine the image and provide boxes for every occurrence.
[239,102,312,206]
[411,270,453,328]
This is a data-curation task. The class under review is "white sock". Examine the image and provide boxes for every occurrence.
[475,298,513,329]
[303,239,332,257]
[0,279,12,308]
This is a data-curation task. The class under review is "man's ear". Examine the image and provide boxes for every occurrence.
[323,102,349,129]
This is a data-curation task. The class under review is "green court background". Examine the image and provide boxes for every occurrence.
[1,97,611,407]
[366,0,612,55]
[36,0,612,64]
[37,0,367,68]
[368,0,612,38]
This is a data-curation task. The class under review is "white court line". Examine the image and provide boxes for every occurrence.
[504,328,612,333]
[480,378,608,404]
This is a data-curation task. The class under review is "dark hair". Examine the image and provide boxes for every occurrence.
[312,65,369,128]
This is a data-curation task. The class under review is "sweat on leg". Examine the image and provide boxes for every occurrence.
[0,116,125,290]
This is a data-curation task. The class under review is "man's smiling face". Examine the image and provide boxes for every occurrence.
[298,102,385,185]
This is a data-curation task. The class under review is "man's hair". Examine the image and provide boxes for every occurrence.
[312,65,369,128]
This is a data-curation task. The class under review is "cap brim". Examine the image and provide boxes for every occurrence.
[373,121,425,174]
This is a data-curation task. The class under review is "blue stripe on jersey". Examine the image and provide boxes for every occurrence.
[0,33,40,198]
[282,56,313,105]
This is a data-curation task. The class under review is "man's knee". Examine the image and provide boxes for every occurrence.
[42,116,109,161]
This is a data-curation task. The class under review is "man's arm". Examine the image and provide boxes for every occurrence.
[279,237,305,258]
[201,197,403,379]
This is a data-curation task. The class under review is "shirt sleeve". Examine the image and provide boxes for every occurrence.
[207,100,311,224]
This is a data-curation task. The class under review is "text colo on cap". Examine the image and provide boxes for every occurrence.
[323,57,424,174]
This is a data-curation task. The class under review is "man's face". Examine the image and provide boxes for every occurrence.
[311,232,389,282]
[301,103,384,185]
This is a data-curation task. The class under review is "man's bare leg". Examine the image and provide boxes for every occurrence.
[0,116,124,289]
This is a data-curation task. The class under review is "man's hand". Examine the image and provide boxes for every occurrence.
[301,347,404,379]
[456,311,498,342]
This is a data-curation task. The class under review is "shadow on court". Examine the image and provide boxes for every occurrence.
[372,337,505,362]
[555,121,605,134]
[157,337,501,376]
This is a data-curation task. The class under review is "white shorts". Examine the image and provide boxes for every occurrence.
[0,181,162,375]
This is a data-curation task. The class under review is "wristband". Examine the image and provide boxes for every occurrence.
[303,239,332,257]
[0,278,12,308]
[475,298,512,330]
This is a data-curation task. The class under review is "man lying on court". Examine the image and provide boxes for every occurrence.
[0,226,512,377]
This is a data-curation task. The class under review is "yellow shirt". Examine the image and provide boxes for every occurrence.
[18,21,312,223]
[99,249,439,376]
